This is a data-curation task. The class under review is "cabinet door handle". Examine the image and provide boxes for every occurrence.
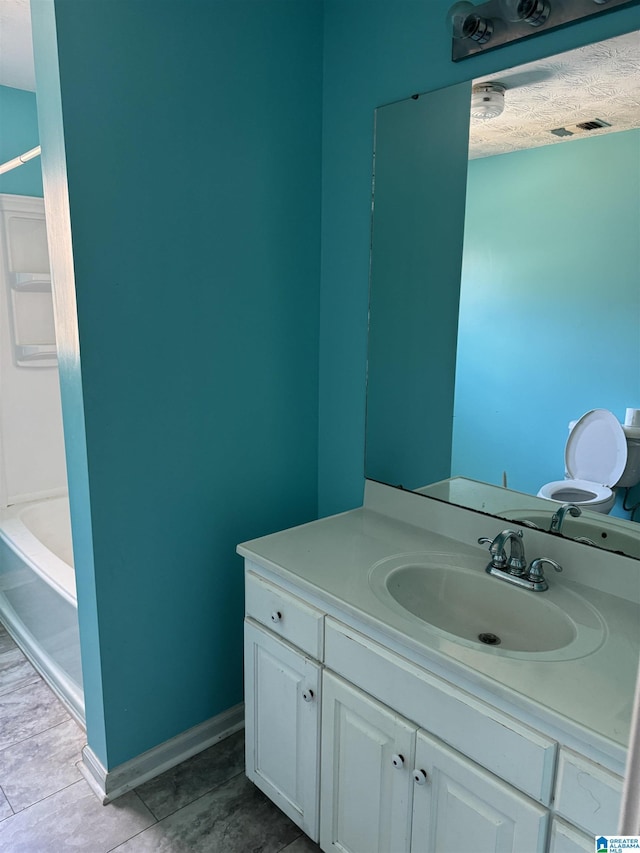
[412,769,428,785]
[270,610,283,623]
[302,688,314,702]
[392,754,405,769]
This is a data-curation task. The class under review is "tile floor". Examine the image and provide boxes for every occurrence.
[0,622,322,852]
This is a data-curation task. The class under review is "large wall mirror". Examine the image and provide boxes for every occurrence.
[365,30,640,559]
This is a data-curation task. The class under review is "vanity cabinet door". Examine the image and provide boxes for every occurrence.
[320,671,415,853]
[244,620,320,840]
[410,730,549,853]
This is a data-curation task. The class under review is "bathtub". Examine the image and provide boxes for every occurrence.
[0,496,84,723]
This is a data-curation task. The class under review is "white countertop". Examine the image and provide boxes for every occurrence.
[238,482,640,758]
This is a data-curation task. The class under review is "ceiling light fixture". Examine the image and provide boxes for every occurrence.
[471,83,506,119]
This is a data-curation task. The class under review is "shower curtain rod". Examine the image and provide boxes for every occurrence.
[0,146,41,176]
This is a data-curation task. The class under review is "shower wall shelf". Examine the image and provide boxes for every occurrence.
[9,272,58,368]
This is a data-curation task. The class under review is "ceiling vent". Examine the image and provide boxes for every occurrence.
[575,119,612,131]
[549,118,612,137]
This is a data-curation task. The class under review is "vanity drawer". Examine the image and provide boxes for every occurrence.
[324,617,556,804]
[245,570,324,659]
[548,819,593,853]
[554,748,623,836]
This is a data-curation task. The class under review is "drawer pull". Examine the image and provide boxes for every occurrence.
[413,769,428,785]
[270,610,283,623]
[302,688,315,703]
[392,754,405,769]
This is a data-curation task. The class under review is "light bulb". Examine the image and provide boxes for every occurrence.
[448,1,493,43]
[499,0,551,26]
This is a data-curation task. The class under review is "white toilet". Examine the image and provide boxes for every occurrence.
[537,408,640,514]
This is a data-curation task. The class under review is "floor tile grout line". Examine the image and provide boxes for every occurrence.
[96,786,161,853]
[104,812,160,853]
[0,715,84,758]
[136,768,247,823]
[0,776,93,826]
[104,769,260,853]
[127,787,159,823]
[0,673,46,697]
[276,831,306,852]
[0,680,44,701]
[0,674,43,698]
[0,715,75,755]
[0,646,35,676]
[0,783,15,821]
[103,788,161,853]
[0,644,28,660]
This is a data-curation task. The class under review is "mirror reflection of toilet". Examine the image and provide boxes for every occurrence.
[538,408,640,514]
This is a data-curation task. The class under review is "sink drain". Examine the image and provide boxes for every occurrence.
[478,632,501,646]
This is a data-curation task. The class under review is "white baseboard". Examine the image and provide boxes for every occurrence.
[79,703,244,804]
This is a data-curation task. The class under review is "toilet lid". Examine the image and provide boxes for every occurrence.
[565,409,627,487]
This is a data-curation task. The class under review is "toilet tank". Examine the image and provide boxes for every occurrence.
[618,428,640,488]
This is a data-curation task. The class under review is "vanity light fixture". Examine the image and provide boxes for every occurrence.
[449,0,640,60]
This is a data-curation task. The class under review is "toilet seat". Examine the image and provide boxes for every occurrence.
[537,478,614,508]
[538,409,627,512]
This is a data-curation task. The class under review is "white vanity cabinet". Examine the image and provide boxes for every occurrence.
[320,671,548,853]
[242,560,626,853]
[243,570,324,840]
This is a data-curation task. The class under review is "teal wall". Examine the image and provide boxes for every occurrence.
[0,86,42,196]
[319,1,640,517]
[453,130,640,511]
[33,0,322,768]
[27,0,640,771]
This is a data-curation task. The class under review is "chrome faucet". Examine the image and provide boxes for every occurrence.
[478,529,526,575]
[550,503,581,533]
[479,529,563,591]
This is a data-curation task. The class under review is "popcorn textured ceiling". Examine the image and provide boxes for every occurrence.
[469,31,640,159]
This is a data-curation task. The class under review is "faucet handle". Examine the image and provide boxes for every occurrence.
[526,557,562,591]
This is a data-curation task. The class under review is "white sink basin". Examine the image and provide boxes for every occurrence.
[369,554,606,661]
[500,509,640,559]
